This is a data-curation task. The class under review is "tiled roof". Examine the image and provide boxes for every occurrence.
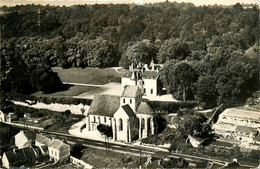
[36,133,50,145]
[121,105,136,117]
[136,102,154,115]
[48,139,65,149]
[4,151,18,163]
[23,131,36,140]
[142,71,159,79]
[221,108,260,120]
[121,85,140,98]
[123,70,142,79]
[235,126,258,135]
[88,95,120,117]
[4,147,37,164]
[22,147,37,159]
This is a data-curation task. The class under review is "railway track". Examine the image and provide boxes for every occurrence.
[6,122,256,168]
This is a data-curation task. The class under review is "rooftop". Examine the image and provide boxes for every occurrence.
[121,105,136,117]
[136,102,154,115]
[142,70,159,79]
[36,133,50,145]
[121,85,140,98]
[88,94,120,117]
[235,126,258,135]
[48,139,69,150]
[221,108,260,121]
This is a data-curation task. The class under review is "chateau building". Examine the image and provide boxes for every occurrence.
[121,61,162,97]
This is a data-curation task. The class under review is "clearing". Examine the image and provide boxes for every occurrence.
[52,67,126,85]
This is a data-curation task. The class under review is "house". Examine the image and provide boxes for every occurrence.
[186,135,209,148]
[212,108,260,149]
[48,139,70,163]
[121,61,162,97]
[0,110,5,122]
[86,85,157,142]
[2,147,39,168]
[35,133,50,147]
[221,159,242,169]
[15,130,36,149]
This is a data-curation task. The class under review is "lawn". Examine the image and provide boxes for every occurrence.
[81,147,147,168]
[32,85,103,97]
[52,67,125,85]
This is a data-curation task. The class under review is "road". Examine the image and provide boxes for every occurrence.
[5,122,256,168]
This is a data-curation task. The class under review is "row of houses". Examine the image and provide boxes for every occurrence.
[2,130,70,168]
[212,108,260,150]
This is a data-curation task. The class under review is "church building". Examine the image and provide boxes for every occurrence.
[86,85,157,142]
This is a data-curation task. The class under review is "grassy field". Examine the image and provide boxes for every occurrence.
[32,85,103,97]
[81,147,147,168]
[52,67,124,85]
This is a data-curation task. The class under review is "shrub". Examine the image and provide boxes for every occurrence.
[144,100,199,113]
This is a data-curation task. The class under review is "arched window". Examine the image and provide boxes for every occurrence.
[93,116,96,123]
[119,118,123,131]
[151,89,153,94]
[130,99,132,104]
[104,117,106,123]
[123,98,125,103]
[98,117,100,124]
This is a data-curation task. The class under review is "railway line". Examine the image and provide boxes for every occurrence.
[5,122,256,168]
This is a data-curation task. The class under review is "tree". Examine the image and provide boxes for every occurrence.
[97,124,113,138]
[119,39,156,68]
[29,64,63,94]
[194,75,218,108]
[179,113,210,138]
[160,61,197,101]
[71,143,84,158]
[63,110,71,118]
[157,39,190,63]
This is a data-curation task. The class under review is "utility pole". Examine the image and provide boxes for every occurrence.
[139,148,142,167]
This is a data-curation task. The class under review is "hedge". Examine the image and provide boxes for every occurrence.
[144,100,199,113]
[6,92,92,106]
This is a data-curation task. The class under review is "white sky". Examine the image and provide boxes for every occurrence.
[0,0,258,7]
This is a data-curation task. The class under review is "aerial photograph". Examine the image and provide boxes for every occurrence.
[0,0,259,168]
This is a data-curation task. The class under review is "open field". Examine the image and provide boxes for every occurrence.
[52,67,125,85]
[32,85,103,97]
[81,147,147,168]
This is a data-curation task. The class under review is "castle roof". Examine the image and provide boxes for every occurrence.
[121,105,136,117]
[136,102,154,115]
[142,71,159,79]
[88,94,120,117]
[121,85,140,98]
[123,70,142,79]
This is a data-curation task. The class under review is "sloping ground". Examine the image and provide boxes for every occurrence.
[52,67,123,85]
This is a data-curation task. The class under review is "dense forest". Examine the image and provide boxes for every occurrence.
[0,2,259,108]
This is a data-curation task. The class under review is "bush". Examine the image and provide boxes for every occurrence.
[6,92,92,106]
[144,100,199,113]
